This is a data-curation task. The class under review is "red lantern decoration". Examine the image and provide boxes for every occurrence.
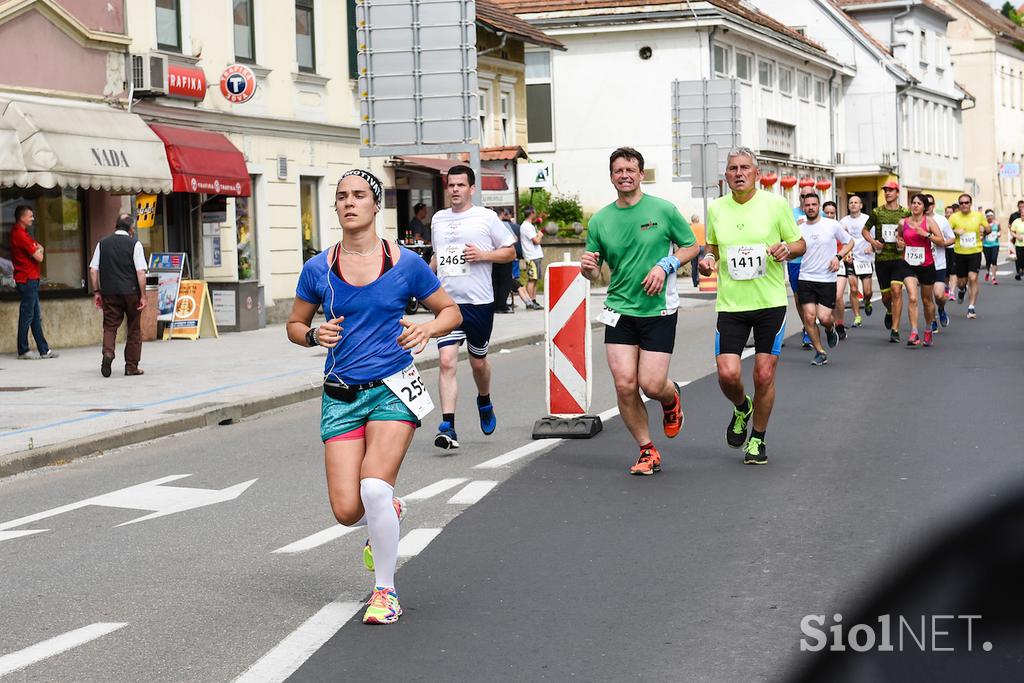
[759,173,778,188]
[798,176,815,188]
[779,175,798,189]
[816,178,832,191]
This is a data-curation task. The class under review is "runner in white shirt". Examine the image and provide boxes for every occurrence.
[796,193,854,366]
[925,194,956,330]
[430,165,517,450]
[839,195,871,327]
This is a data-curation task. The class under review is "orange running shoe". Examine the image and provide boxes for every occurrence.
[629,444,662,475]
[662,382,684,438]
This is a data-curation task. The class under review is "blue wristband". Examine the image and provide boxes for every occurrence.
[658,255,681,275]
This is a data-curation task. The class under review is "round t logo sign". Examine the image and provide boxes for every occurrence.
[220,64,256,104]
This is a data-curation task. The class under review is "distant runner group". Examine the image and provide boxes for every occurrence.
[285,147,1011,625]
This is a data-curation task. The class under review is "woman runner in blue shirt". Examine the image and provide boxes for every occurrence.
[287,169,461,624]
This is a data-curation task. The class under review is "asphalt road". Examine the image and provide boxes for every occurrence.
[2,278,1022,682]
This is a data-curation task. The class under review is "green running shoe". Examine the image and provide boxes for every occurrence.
[743,437,768,465]
[727,395,753,448]
[362,587,402,625]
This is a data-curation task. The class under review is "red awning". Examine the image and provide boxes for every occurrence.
[149,123,250,196]
[481,175,508,191]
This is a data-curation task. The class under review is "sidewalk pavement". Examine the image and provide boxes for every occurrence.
[0,282,715,478]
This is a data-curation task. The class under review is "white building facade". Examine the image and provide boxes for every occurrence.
[500,0,846,217]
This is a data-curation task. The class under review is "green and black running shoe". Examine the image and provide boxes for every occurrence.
[742,437,767,465]
[727,396,753,448]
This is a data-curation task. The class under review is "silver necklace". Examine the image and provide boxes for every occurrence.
[338,239,379,257]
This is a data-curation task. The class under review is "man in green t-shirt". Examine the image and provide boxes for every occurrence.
[581,147,698,476]
[697,147,805,466]
[949,193,989,318]
[861,180,910,343]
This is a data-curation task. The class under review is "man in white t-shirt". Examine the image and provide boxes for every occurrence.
[840,195,872,327]
[519,206,544,309]
[925,194,956,330]
[430,165,517,450]
[797,193,854,366]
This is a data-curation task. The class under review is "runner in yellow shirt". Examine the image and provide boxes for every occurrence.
[949,193,989,319]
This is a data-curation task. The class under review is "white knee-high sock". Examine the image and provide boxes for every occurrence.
[360,477,399,590]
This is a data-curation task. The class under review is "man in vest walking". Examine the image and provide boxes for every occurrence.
[89,213,148,377]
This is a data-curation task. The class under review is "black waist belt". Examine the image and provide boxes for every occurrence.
[323,379,386,403]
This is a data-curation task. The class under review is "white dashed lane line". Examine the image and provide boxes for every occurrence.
[397,528,443,557]
[447,480,498,505]
[0,622,127,677]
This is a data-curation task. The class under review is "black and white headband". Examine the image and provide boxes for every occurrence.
[341,168,383,207]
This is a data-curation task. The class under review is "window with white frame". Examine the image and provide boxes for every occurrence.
[525,51,553,147]
[1001,67,1008,107]
[901,98,909,150]
[735,51,752,82]
[779,66,793,95]
[814,78,827,105]
[478,87,490,146]
[797,71,811,101]
[758,59,774,89]
[499,91,512,145]
[918,29,927,66]
[936,34,946,71]
[713,44,731,77]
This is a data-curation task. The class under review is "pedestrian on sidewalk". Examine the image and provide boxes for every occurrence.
[287,169,460,625]
[688,213,706,288]
[10,205,57,360]
[519,206,545,310]
[89,213,148,377]
[581,146,698,475]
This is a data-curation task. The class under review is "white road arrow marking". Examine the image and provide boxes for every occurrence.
[0,475,257,540]
[0,622,127,677]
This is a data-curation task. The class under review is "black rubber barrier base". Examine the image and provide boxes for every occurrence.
[532,415,603,439]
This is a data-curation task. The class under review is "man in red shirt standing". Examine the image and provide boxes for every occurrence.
[10,206,57,359]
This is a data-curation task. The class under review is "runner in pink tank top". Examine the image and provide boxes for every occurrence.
[897,194,945,347]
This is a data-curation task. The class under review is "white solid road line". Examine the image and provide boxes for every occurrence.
[447,480,498,505]
[0,622,127,677]
[232,601,363,683]
[271,525,358,554]
[402,477,468,501]
[397,528,443,557]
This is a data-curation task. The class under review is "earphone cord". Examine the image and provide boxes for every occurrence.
[323,242,342,385]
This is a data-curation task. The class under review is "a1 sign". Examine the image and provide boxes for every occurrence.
[220,64,257,104]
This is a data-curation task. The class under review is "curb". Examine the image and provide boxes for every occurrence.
[0,326,581,480]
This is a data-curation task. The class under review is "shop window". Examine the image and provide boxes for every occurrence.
[233,0,256,63]
[156,0,181,52]
[1,187,87,296]
[296,0,316,73]
[235,179,258,280]
[300,177,320,262]
[525,50,553,147]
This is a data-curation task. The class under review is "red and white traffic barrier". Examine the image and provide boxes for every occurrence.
[533,261,602,439]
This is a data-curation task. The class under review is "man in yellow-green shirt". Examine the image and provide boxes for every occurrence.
[1011,213,1024,280]
[949,193,990,318]
[697,147,805,466]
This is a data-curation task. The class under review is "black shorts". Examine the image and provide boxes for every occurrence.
[605,312,677,353]
[904,263,937,285]
[715,306,787,356]
[797,280,837,308]
[842,261,856,278]
[954,252,982,278]
[875,259,910,291]
[437,303,495,358]
[945,248,955,272]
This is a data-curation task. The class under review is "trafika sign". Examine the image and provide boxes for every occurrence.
[220,64,257,104]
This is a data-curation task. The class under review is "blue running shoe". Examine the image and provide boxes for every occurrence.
[930,320,938,333]
[939,308,949,327]
[802,331,812,349]
[478,401,497,435]
[434,421,460,450]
